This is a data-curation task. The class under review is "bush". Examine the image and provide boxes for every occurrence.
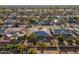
[28,48,38,54]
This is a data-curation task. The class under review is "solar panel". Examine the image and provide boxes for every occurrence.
[41,21,54,25]
[34,31,49,37]
[53,29,62,34]
[63,29,72,34]
[53,29,72,36]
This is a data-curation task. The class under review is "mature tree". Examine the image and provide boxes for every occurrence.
[38,41,48,47]
[27,33,37,45]
[72,37,78,45]
[29,19,36,24]
[0,46,5,51]
[73,36,78,40]
[57,36,65,43]
[75,39,79,45]
[17,44,27,54]
[0,19,4,25]
[67,39,73,45]
[37,41,48,53]
[27,33,37,40]
[50,40,53,46]
[6,44,13,50]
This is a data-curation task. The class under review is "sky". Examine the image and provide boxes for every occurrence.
[0,0,79,5]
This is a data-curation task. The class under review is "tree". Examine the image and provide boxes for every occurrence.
[27,33,37,45]
[6,44,13,50]
[0,46,5,51]
[76,39,79,45]
[28,48,38,54]
[0,19,4,26]
[4,34,8,39]
[37,41,48,53]
[73,36,77,40]
[17,44,27,54]
[29,19,36,24]
[72,37,78,45]
[57,36,65,43]
[38,41,48,47]
[50,40,53,46]
[67,39,73,45]
[27,33,37,40]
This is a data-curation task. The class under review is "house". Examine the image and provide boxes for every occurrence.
[40,20,54,26]
[0,29,11,45]
[6,30,26,44]
[4,19,16,23]
[52,29,73,38]
[28,31,52,42]
[6,31,17,39]
[72,28,79,36]
[55,21,62,26]
[0,29,5,35]
[40,20,63,26]
[0,29,5,38]
[6,30,25,40]
[4,19,16,28]
[0,34,11,45]
[62,29,73,37]
[4,22,13,28]
[67,17,77,23]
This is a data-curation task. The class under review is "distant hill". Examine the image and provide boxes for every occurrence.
[0,5,79,8]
